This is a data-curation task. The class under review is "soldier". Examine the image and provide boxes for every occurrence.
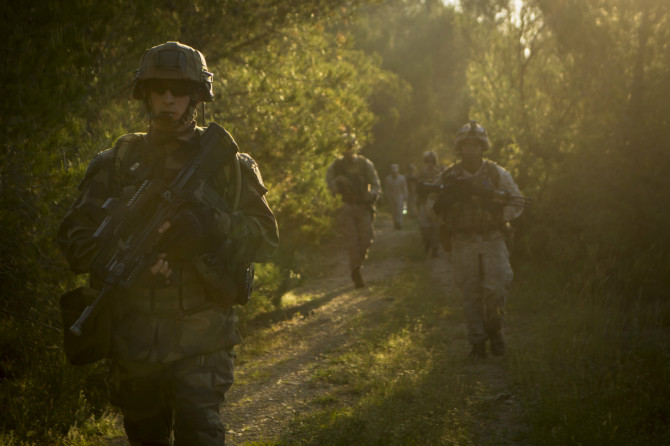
[433,121,523,359]
[417,150,442,257]
[58,41,279,445]
[326,133,381,288]
[405,163,419,217]
[384,163,408,230]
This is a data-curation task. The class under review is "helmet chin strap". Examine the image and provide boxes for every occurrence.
[145,94,201,146]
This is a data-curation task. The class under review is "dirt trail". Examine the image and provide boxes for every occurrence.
[222,215,416,443]
[221,215,527,445]
[105,214,526,445]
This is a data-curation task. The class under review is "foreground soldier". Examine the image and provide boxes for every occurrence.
[58,41,279,445]
[434,121,523,359]
[326,133,381,288]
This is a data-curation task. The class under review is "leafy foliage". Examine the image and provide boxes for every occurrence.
[2,0,670,443]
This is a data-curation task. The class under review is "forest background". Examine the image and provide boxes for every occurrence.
[1,0,670,444]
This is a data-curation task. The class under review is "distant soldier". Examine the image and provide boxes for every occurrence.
[433,121,523,359]
[384,164,408,230]
[417,150,442,257]
[405,163,419,217]
[326,133,381,288]
[58,42,279,444]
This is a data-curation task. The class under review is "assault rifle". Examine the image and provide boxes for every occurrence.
[417,179,532,211]
[69,123,237,336]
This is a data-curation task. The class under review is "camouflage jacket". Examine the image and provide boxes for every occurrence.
[58,126,279,362]
[325,155,381,206]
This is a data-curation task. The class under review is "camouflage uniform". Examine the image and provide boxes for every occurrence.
[58,42,279,445]
[417,152,442,256]
[439,160,522,350]
[326,151,381,287]
[436,121,523,358]
[384,166,408,229]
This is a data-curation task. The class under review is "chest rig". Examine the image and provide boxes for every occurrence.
[333,156,370,204]
[441,160,504,233]
[105,127,240,315]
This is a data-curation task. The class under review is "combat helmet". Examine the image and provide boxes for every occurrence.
[422,150,438,164]
[454,120,490,151]
[133,41,214,102]
[342,132,360,151]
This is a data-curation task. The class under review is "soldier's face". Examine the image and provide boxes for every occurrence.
[148,81,192,125]
[460,140,483,162]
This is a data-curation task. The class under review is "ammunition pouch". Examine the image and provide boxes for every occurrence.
[60,287,111,365]
[194,254,254,307]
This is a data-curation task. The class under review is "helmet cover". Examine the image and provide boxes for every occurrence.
[133,41,214,102]
[454,120,490,151]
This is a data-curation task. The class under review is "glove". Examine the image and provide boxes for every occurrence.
[161,206,223,260]
[334,175,354,196]
[433,192,456,215]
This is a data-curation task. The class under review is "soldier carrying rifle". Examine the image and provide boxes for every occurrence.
[326,132,381,288]
[58,41,279,445]
[426,120,528,359]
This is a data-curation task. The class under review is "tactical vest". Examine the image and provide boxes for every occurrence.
[99,129,243,315]
[440,160,504,233]
[332,156,370,204]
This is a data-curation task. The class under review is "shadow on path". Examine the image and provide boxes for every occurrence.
[242,285,351,332]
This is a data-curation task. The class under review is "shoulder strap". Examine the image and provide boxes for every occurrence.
[441,162,459,181]
[195,123,244,212]
[114,133,145,166]
[485,160,501,188]
[78,133,145,191]
[332,157,345,177]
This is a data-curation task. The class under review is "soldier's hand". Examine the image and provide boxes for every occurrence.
[334,175,354,195]
[158,221,171,234]
[149,253,172,281]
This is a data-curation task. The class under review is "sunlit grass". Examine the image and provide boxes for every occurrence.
[276,258,489,445]
[507,266,670,445]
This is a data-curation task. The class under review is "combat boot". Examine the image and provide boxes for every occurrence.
[489,332,506,356]
[469,342,487,359]
[351,267,365,288]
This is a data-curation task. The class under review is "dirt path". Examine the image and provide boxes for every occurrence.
[222,215,416,443]
[221,215,528,445]
[104,214,526,445]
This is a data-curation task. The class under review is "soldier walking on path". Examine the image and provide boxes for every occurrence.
[405,163,419,218]
[432,121,524,359]
[58,41,279,445]
[326,133,381,288]
[384,163,408,230]
[417,150,442,257]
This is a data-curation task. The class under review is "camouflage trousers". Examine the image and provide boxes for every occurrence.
[336,203,375,271]
[418,201,439,252]
[386,194,405,227]
[450,230,513,345]
[108,349,235,445]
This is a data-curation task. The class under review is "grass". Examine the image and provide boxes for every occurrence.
[273,230,497,445]
[508,265,670,445]
[25,214,670,445]
[264,219,670,445]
